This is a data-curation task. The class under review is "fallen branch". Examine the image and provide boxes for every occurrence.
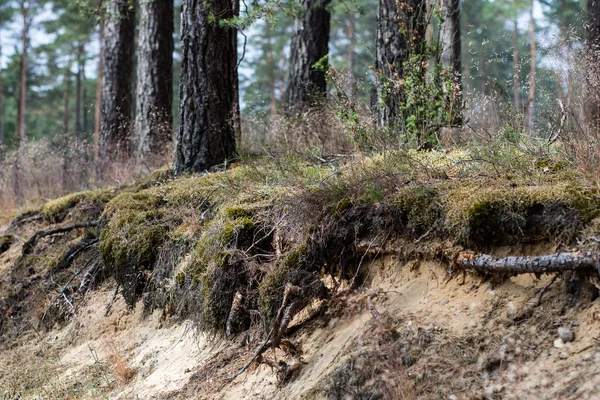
[455,251,596,274]
[22,221,98,256]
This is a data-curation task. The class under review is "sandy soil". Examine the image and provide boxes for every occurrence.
[2,247,600,399]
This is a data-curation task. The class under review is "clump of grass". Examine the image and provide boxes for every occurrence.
[101,335,136,384]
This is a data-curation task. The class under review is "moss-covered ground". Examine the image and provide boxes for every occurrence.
[5,147,600,336]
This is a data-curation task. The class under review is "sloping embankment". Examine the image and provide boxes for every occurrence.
[2,150,600,398]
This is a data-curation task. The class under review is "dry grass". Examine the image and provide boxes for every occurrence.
[101,334,137,384]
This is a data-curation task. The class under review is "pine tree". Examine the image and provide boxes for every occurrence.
[135,0,174,167]
[173,0,238,173]
[100,0,135,160]
[375,0,427,130]
[284,0,331,111]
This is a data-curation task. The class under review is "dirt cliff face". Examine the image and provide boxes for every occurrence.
[1,151,600,399]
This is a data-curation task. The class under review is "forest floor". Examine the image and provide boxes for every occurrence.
[1,149,600,399]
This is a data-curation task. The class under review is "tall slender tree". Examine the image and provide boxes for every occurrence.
[284,0,331,111]
[526,0,536,131]
[173,0,238,173]
[135,0,174,167]
[100,0,135,160]
[0,35,5,147]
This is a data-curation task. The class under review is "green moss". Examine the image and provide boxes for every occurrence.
[444,182,600,243]
[393,185,442,234]
[0,234,15,254]
[41,188,115,222]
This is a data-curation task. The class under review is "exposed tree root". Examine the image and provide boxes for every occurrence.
[50,239,99,275]
[455,251,597,274]
[225,283,306,382]
[104,283,121,317]
[22,221,98,256]
[226,291,246,337]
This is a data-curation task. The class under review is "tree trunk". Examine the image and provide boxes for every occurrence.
[0,36,4,148]
[440,0,461,88]
[173,0,238,174]
[527,1,536,132]
[266,23,277,120]
[14,1,30,202]
[135,0,174,167]
[94,20,104,167]
[283,0,331,111]
[100,0,136,161]
[346,13,357,101]
[585,0,600,130]
[82,63,88,134]
[513,19,520,110]
[76,42,84,139]
[375,0,427,130]
[456,251,596,275]
[63,66,71,136]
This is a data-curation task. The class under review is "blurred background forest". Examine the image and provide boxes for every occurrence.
[0,0,590,209]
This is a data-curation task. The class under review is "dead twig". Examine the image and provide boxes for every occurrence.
[536,274,560,306]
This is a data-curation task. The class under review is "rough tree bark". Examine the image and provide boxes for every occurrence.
[283,0,331,111]
[440,0,461,88]
[135,0,174,167]
[173,0,238,174]
[526,0,536,132]
[375,0,427,130]
[100,0,135,161]
[586,0,600,129]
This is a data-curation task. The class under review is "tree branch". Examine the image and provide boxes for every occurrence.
[455,251,597,274]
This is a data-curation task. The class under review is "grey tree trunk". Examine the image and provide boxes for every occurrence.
[173,0,238,174]
[14,0,30,202]
[440,0,461,87]
[100,0,135,161]
[283,0,331,111]
[76,42,84,138]
[63,67,71,135]
[135,0,174,167]
[376,0,427,130]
